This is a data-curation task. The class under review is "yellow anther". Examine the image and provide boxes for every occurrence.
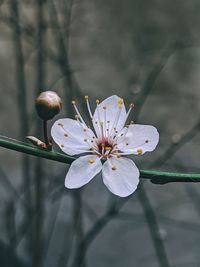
[137,149,143,156]
[105,146,112,151]
[84,95,89,100]
[118,99,124,105]
[112,165,117,171]
[71,100,76,105]
[96,99,100,104]
[118,104,123,108]
[88,159,95,164]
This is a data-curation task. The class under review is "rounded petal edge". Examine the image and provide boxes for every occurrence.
[102,157,139,197]
[65,155,102,189]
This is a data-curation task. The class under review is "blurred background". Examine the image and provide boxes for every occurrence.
[0,0,200,266]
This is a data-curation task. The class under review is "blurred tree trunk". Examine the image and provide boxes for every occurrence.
[33,1,46,267]
[9,0,32,260]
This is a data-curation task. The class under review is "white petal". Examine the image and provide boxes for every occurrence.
[51,118,96,155]
[65,155,102,188]
[92,95,127,138]
[117,124,159,155]
[102,157,139,197]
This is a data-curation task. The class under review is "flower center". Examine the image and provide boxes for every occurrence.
[96,138,116,159]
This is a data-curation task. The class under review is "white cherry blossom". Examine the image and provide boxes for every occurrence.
[51,95,159,197]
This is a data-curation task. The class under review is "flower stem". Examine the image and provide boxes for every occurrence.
[0,136,200,184]
[43,120,48,145]
[43,120,52,150]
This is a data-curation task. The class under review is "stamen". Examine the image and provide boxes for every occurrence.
[75,114,80,120]
[117,99,124,108]
[58,124,71,138]
[112,166,117,171]
[85,95,93,119]
[102,146,112,157]
[95,99,104,138]
[72,100,87,127]
[75,117,98,149]
[90,147,102,156]
[114,125,129,141]
[88,159,95,164]
[57,119,99,154]
[125,103,134,124]
[110,103,123,138]
[100,121,105,138]
[106,157,117,170]
[117,146,145,156]
[137,149,143,155]
[101,143,105,154]
[103,106,107,137]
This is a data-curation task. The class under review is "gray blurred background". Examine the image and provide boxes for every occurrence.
[0,0,200,266]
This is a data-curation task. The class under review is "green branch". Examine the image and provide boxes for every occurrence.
[0,137,200,184]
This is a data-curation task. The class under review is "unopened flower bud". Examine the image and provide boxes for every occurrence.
[35,91,62,120]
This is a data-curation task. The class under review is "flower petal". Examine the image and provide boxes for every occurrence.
[51,118,96,155]
[117,124,159,155]
[65,155,102,188]
[92,95,127,138]
[102,157,139,197]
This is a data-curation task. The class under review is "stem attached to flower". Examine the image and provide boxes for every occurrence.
[43,120,52,150]
[0,136,200,184]
[43,120,48,145]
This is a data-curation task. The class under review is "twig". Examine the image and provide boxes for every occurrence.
[152,120,200,168]
[133,43,176,121]
[9,0,32,260]
[70,198,121,267]
[4,200,17,251]
[1,137,200,184]
[33,0,46,266]
[48,0,85,107]
[137,184,170,267]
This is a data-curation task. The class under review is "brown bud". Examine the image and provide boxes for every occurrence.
[35,91,62,120]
